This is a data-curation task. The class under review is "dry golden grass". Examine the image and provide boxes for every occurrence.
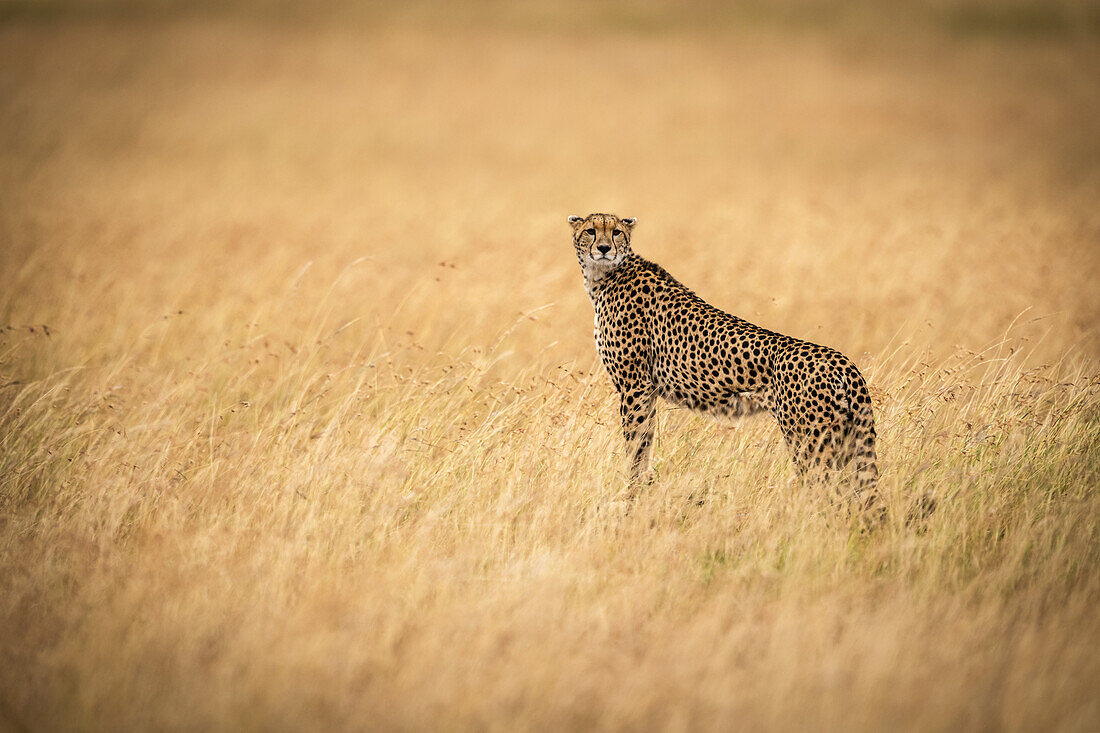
[2,1,1099,730]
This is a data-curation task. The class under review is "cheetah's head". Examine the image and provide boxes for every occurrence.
[568,213,636,272]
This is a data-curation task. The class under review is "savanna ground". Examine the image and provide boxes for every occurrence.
[2,0,1100,729]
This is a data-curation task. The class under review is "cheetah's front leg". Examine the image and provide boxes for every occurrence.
[619,384,657,491]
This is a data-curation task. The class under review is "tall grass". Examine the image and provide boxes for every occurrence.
[1,3,1099,730]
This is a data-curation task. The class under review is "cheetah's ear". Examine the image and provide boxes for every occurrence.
[619,217,637,231]
[568,215,586,230]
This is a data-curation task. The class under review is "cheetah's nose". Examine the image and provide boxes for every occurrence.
[597,244,611,254]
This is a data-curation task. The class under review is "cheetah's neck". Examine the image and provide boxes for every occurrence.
[582,256,632,301]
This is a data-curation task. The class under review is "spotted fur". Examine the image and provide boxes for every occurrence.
[569,213,880,510]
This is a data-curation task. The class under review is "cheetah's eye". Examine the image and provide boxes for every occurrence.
[585,228,596,237]
[613,229,622,237]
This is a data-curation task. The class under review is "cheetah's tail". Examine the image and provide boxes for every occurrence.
[838,370,880,503]
[841,370,938,525]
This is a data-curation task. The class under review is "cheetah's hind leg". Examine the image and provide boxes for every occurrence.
[786,421,886,527]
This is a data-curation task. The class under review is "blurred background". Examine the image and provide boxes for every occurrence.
[2,1,1100,730]
[2,0,1099,367]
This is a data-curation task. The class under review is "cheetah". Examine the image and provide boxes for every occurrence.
[569,212,880,511]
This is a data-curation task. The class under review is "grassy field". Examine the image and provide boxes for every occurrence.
[2,1,1099,729]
